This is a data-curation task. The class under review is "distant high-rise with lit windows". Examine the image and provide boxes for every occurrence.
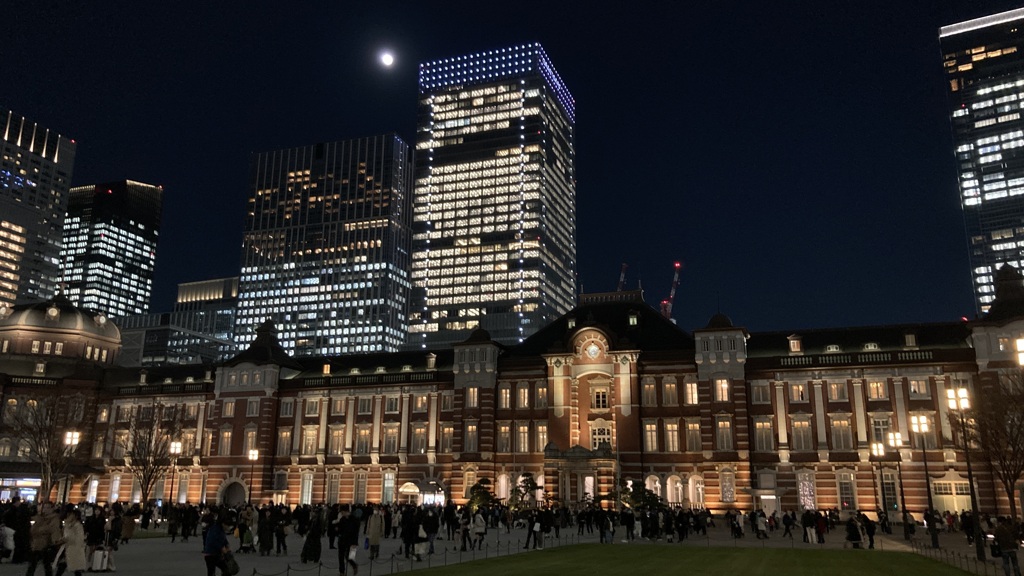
[941,8,1024,314]
[60,180,163,318]
[408,43,577,348]
[235,135,413,356]
[0,109,76,310]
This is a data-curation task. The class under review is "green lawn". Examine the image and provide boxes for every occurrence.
[412,545,969,576]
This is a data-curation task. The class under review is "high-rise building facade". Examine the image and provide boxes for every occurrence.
[941,8,1024,314]
[0,109,76,309]
[408,43,577,348]
[236,135,413,356]
[118,277,239,366]
[60,180,163,318]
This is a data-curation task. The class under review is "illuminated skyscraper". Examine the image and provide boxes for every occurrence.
[941,8,1024,313]
[119,277,238,366]
[0,109,76,309]
[235,135,413,356]
[61,180,163,317]
[409,43,576,348]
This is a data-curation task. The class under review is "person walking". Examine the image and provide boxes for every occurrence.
[472,507,488,551]
[25,501,62,576]
[365,506,385,560]
[995,516,1022,576]
[62,509,88,576]
[334,505,360,576]
[202,515,232,576]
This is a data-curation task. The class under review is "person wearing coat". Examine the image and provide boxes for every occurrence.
[62,509,88,576]
[365,506,385,560]
[333,505,360,576]
[472,507,488,551]
[256,509,275,557]
[26,502,62,576]
[120,506,138,544]
[299,507,323,563]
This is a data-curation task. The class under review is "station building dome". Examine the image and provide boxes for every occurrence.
[0,294,121,371]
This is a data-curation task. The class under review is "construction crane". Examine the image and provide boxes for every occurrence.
[660,261,682,319]
[616,263,629,291]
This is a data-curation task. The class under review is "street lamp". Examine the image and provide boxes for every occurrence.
[911,415,940,548]
[871,441,890,528]
[63,430,80,503]
[248,449,259,504]
[888,432,910,541]
[947,387,985,561]
[168,441,182,505]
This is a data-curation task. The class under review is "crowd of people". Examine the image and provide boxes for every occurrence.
[2,496,1023,576]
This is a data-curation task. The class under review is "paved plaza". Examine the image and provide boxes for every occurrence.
[0,520,997,576]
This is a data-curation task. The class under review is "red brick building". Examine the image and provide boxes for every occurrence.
[3,279,1024,519]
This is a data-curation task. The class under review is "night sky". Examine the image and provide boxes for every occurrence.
[4,1,1019,334]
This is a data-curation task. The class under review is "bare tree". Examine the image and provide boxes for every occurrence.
[4,388,86,501]
[117,402,184,504]
[973,369,1024,519]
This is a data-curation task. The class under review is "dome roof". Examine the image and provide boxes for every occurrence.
[704,313,735,329]
[0,294,121,341]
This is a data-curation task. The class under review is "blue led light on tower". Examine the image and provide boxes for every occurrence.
[408,43,577,348]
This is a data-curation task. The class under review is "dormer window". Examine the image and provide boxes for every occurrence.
[322,363,331,376]
[628,313,638,326]
[904,333,917,348]
[788,336,803,354]
[567,317,576,329]
[863,342,880,351]
[825,345,841,353]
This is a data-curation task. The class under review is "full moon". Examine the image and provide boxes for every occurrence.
[380,52,395,67]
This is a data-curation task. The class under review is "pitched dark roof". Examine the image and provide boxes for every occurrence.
[507,298,693,356]
[223,320,303,370]
[745,321,971,358]
[287,349,454,377]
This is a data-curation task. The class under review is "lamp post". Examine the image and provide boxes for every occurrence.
[871,441,890,528]
[248,449,259,504]
[63,430,80,503]
[888,432,910,540]
[947,387,985,561]
[168,441,182,505]
[911,415,940,548]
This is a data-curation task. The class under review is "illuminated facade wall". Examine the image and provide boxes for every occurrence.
[236,135,413,356]
[0,109,76,308]
[61,180,163,318]
[942,8,1024,314]
[409,43,576,348]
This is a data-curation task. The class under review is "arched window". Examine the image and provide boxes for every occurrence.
[689,476,705,508]
[645,474,662,498]
[666,475,685,505]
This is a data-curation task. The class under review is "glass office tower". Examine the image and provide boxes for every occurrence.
[409,43,577,348]
[0,109,76,309]
[61,180,163,318]
[236,135,413,356]
[942,8,1024,313]
[118,277,238,366]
